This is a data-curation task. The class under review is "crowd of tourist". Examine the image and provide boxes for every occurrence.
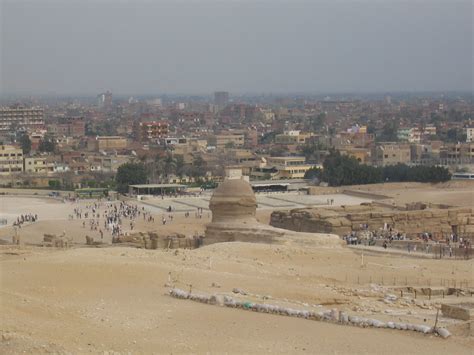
[67,201,158,242]
[13,213,38,228]
[344,225,472,259]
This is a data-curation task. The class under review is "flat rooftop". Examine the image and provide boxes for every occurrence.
[129,184,187,189]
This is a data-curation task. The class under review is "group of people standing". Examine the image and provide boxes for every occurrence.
[13,213,38,228]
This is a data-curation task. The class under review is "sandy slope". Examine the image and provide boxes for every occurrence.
[1,243,472,354]
[1,184,473,354]
[347,181,474,207]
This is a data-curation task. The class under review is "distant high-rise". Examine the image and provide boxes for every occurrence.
[214,91,229,110]
[97,91,113,109]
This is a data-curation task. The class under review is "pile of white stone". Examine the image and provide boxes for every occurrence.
[168,288,451,338]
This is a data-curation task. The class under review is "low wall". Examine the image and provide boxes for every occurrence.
[307,186,343,195]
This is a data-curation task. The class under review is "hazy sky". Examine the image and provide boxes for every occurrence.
[1,0,472,96]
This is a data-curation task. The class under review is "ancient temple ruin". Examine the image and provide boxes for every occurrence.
[270,202,474,239]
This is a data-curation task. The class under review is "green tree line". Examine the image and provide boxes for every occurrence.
[305,150,451,186]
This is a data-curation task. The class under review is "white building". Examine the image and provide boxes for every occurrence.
[466,127,474,143]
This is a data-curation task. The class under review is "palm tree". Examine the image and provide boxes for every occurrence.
[164,153,177,177]
[175,155,185,177]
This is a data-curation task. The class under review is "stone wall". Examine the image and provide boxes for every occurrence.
[113,231,201,249]
[270,203,474,238]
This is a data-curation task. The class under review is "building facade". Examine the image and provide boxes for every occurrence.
[266,156,314,179]
[94,136,128,151]
[0,106,44,133]
[374,143,411,166]
[212,132,245,149]
[24,157,55,174]
[467,127,474,143]
[136,121,170,142]
[0,145,24,175]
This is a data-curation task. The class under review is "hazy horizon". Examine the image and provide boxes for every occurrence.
[1,0,472,96]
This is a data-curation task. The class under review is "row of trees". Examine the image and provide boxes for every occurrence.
[19,133,56,154]
[305,150,451,186]
[146,153,207,181]
[115,154,210,193]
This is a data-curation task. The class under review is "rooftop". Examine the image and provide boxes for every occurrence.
[129,184,187,189]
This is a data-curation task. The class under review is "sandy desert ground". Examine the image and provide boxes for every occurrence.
[347,181,474,207]
[1,182,473,354]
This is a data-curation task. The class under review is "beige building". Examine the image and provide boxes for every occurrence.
[266,156,314,179]
[339,147,371,164]
[89,136,128,151]
[24,156,54,174]
[90,155,132,173]
[0,145,23,175]
[441,143,474,164]
[212,133,245,149]
[275,130,313,145]
[374,143,411,166]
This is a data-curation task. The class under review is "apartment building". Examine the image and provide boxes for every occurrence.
[0,106,44,133]
[266,156,314,179]
[374,143,411,166]
[48,117,86,137]
[0,145,24,175]
[441,143,474,164]
[275,130,313,145]
[135,121,170,142]
[397,128,421,143]
[339,147,372,164]
[211,132,245,149]
[24,156,54,174]
[88,136,128,151]
[466,127,474,143]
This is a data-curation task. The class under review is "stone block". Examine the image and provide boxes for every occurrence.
[442,303,474,321]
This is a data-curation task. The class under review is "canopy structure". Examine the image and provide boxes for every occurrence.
[128,183,187,196]
[250,179,308,192]
[250,182,290,192]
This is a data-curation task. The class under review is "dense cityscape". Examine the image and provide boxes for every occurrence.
[1,91,473,190]
[1,0,473,353]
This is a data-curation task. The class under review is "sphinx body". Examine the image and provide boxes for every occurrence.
[204,178,342,248]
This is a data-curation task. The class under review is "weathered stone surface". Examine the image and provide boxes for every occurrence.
[441,303,474,321]
[209,178,257,222]
[205,178,342,247]
[270,202,474,238]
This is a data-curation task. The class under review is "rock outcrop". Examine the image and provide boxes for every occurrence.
[270,203,474,238]
[113,231,202,249]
